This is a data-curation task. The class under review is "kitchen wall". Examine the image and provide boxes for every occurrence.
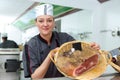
[21,26,39,44]
[60,10,93,41]
[104,12,120,50]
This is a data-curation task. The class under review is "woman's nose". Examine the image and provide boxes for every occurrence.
[43,21,48,26]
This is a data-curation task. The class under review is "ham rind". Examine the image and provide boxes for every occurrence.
[73,53,99,76]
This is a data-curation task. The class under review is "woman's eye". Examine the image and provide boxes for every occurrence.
[38,20,43,23]
[48,20,53,22]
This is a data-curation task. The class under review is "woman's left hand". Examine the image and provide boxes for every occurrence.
[49,47,59,58]
[90,42,100,50]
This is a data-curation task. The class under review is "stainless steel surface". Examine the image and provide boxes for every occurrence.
[109,48,120,56]
[0,48,20,54]
[0,48,20,80]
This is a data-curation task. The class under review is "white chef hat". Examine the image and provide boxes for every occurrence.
[1,33,7,37]
[35,4,53,17]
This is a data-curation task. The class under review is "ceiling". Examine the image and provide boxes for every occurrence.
[0,0,34,25]
[0,0,120,31]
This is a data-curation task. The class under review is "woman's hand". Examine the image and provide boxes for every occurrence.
[90,42,100,50]
[49,47,59,58]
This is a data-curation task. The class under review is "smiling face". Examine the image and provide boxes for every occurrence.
[35,15,55,36]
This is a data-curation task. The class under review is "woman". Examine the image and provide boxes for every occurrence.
[23,4,100,79]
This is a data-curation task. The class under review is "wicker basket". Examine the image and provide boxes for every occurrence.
[49,41,108,80]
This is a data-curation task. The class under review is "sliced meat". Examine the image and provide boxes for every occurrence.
[73,53,99,76]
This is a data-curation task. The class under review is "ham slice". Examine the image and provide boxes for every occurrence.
[73,53,99,76]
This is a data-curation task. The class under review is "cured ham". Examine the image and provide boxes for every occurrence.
[73,53,99,76]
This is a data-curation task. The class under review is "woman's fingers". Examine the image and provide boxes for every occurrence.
[90,42,100,50]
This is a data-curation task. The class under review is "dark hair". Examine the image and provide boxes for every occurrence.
[2,37,7,40]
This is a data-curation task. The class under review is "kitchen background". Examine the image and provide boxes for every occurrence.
[0,0,120,80]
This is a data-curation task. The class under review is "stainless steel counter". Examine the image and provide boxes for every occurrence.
[0,48,20,55]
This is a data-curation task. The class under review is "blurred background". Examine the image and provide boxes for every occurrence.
[0,0,120,80]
